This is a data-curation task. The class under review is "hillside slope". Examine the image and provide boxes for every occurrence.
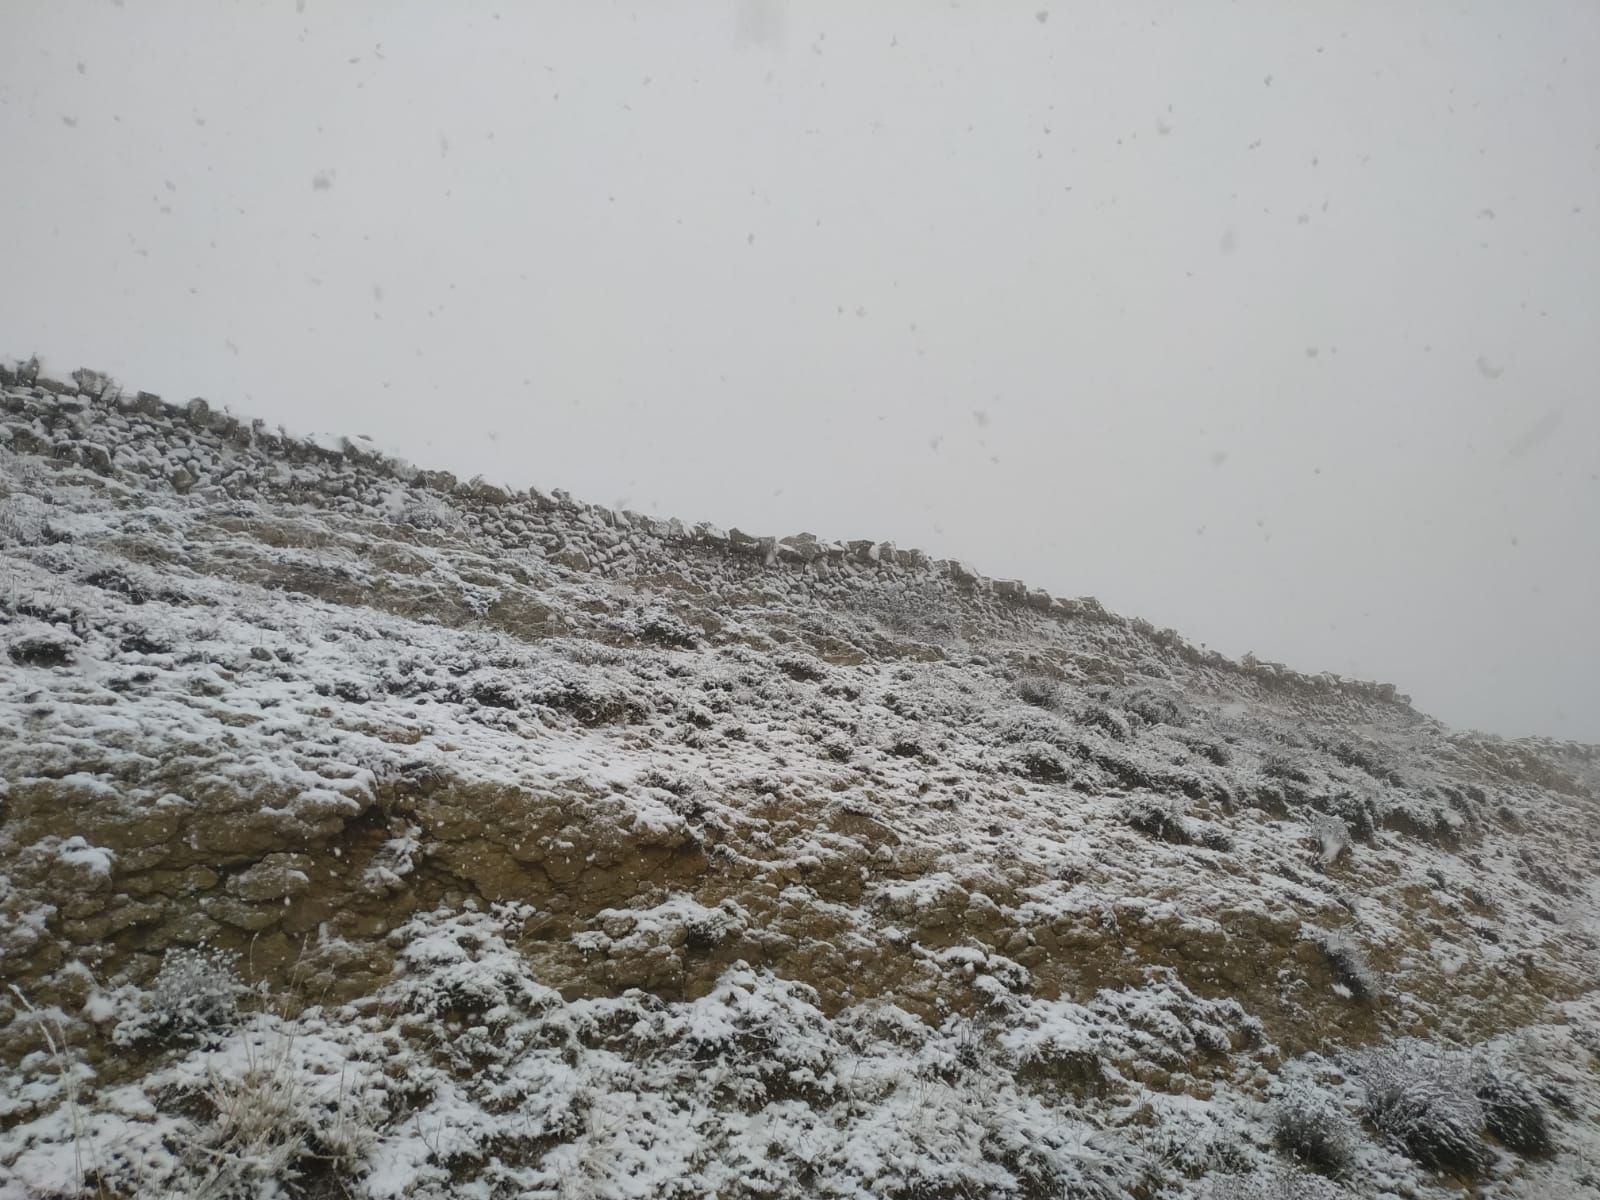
[1,366,1598,1199]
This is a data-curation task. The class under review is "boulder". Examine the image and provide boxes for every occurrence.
[227,853,314,902]
[778,534,822,563]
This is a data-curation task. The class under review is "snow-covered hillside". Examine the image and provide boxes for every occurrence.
[1,364,1598,1198]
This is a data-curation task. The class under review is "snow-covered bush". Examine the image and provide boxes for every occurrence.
[1475,1065,1553,1157]
[1120,794,1191,844]
[627,604,700,649]
[114,946,244,1047]
[774,649,826,682]
[1141,1095,1253,1178]
[1090,743,1209,799]
[1120,687,1188,727]
[1016,672,1063,710]
[1015,740,1073,782]
[1261,751,1314,785]
[1179,734,1233,767]
[1191,821,1235,852]
[0,494,49,549]
[6,626,78,667]
[989,706,1077,752]
[1268,1072,1360,1177]
[1075,700,1132,741]
[525,665,648,725]
[1357,1039,1492,1175]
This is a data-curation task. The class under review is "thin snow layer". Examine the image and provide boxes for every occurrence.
[2,377,1599,1197]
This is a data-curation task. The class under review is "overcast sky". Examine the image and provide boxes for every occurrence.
[3,1,1597,742]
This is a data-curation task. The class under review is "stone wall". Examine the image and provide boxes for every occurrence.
[0,359,1416,710]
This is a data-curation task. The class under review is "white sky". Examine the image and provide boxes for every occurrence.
[2,1,1597,742]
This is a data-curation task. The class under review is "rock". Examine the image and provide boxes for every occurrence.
[105,897,169,933]
[60,893,111,920]
[162,911,223,945]
[778,534,822,563]
[120,865,219,896]
[227,853,313,902]
[1076,596,1109,619]
[466,476,511,504]
[203,895,282,932]
[61,916,114,941]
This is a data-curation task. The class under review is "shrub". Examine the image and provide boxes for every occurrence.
[0,494,49,549]
[1193,822,1235,852]
[1015,741,1072,783]
[1357,1039,1492,1176]
[1120,794,1191,844]
[7,631,77,667]
[1183,736,1233,767]
[1269,1074,1360,1177]
[1261,751,1314,785]
[818,733,853,762]
[1016,673,1063,709]
[527,670,647,725]
[1076,701,1131,741]
[1324,793,1377,841]
[1475,1067,1552,1156]
[774,650,826,682]
[84,567,149,604]
[1142,1097,1252,1177]
[633,606,701,650]
[1325,737,1404,785]
[115,947,244,1046]
[1121,687,1188,727]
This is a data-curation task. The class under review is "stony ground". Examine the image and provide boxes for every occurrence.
[1,367,1597,1198]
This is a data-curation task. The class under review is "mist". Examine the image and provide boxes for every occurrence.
[2,0,1596,742]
